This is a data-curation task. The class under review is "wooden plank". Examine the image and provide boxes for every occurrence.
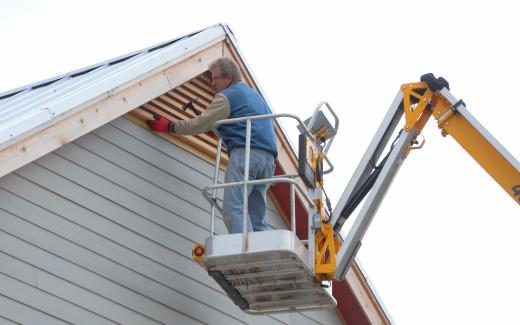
[158,90,213,127]
[171,86,201,109]
[190,75,215,95]
[142,97,220,150]
[141,100,220,149]
[153,92,211,127]
[182,80,214,104]
[175,84,212,108]
[147,98,182,116]
[153,94,183,112]
[164,91,201,119]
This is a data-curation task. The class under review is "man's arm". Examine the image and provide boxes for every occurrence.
[174,94,230,135]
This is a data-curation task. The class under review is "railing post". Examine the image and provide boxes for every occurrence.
[307,204,316,274]
[210,138,223,237]
[242,119,252,253]
[290,183,296,233]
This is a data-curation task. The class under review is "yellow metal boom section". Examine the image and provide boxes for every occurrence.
[401,79,520,204]
[431,91,520,203]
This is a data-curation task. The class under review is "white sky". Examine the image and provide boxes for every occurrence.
[1,1,519,324]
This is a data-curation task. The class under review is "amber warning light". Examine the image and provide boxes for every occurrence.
[192,244,205,263]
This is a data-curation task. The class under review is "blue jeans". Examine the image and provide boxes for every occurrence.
[223,148,275,234]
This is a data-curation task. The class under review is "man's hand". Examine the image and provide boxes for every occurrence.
[147,115,173,132]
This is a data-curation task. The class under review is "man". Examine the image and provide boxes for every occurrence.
[147,57,277,234]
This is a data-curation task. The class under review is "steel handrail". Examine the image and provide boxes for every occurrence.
[205,110,337,256]
[202,177,317,230]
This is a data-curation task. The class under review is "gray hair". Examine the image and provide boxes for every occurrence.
[209,57,241,82]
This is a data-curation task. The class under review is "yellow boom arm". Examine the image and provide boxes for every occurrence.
[401,75,520,203]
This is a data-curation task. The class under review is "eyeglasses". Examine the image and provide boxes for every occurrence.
[211,75,227,81]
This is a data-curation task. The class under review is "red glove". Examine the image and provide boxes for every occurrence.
[147,115,173,132]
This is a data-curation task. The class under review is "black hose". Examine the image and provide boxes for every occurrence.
[332,131,402,235]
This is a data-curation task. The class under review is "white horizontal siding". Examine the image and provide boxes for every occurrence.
[0,290,69,325]
[0,117,342,325]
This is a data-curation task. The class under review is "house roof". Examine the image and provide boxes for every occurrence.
[0,23,391,324]
[0,24,225,147]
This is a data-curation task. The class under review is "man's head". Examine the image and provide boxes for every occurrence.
[209,57,241,92]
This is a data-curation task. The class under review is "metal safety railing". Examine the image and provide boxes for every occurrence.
[201,104,338,255]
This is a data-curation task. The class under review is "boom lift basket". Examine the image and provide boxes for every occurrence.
[203,230,335,313]
[198,105,339,314]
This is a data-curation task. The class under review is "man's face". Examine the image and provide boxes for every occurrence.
[210,68,232,92]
